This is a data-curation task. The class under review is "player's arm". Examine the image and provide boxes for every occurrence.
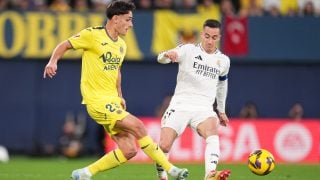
[216,76,229,126]
[157,50,179,64]
[43,40,73,78]
[117,69,126,110]
[216,58,230,126]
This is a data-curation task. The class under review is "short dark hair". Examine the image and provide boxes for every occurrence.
[203,19,221,29]
[106,1,136,20]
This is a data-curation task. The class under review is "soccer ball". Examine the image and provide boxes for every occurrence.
[248,149,275,176]
[0,145,9,163]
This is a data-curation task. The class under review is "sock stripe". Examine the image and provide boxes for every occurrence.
[113,150,120,162]
[141,144,149,149]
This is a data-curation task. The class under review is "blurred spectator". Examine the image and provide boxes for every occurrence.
[239,101,258,119]
[0,0,9,10]
[177,28,198,44]
[155,93,173,117]
[92,0,111,12]
[11,0,31,10]
[300,0,316,16]
[299,0,320,16]
[279,0,299,16]
[220,0,236,17]
[49,0,71,12]
[59,112,87,158]
[72,0,89,12]
[94,124,106,156]
[263,0,281,16]
[288,103,304,121]
[33,0,48,10]
[175,0,197,11]
[239,0,264,17]
[154,0,174,9]
[135,0,153,10]
[197,0,221,21]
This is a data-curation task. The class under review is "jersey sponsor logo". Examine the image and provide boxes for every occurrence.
[193,62,220,79]
[99,51,121,71]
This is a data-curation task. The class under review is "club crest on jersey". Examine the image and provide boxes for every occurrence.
[120,46,124,54]
[216,59,221,67]
[116,110,122,114]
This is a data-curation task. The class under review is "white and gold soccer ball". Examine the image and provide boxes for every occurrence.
[248,149,275,176]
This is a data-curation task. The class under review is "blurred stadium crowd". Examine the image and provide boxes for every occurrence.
[0,0,319,17]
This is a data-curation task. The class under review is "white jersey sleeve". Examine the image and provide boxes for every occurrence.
[216,56,230,113]
[157,44,189,64]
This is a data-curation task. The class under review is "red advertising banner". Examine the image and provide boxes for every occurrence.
[106,118,320,163]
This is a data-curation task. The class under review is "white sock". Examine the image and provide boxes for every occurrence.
[83,167,92,177]
[205,135,220,176]
[168,166,180,177]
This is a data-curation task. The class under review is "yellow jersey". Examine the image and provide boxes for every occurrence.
[68,26,127,104]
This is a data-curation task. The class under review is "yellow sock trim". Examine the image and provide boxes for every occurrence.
[138,136,173,172]
[88,148,127,175]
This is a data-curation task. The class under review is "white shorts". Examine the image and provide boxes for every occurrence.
[161,107,218,136]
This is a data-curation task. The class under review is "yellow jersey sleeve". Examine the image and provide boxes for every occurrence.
[68,28,93,50]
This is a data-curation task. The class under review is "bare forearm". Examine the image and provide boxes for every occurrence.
[49,40,72,64]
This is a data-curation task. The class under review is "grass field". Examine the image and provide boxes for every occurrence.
[0,156,319,180]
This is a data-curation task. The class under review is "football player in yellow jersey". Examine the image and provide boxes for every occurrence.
[43,1,189,180]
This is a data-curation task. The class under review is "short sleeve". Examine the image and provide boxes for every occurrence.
[68,28,93,50]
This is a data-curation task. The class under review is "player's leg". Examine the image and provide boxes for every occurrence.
[115,114,189,179]
[194,115,230,180]
[71,101,131,180]
[156,127,178,180]
[71,129,134,180]
[87,130,137,174]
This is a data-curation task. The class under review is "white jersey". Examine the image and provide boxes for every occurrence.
[158,43,230,112]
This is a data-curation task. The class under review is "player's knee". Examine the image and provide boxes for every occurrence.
[159,142,172,153]
[132,120,148,138]
[122,147,138,160]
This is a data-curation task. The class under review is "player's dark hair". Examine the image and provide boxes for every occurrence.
[203,19,221,29]
[106,1,136,20]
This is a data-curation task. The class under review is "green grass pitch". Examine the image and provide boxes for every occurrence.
[0,156,319,179]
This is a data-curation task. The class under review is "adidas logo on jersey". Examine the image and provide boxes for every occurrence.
[195,55,203,60]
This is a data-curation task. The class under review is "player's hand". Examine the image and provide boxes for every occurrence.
[218,112,229,127]
[43,62,57,78]
[120,97,126,110]
[164,51,178,62]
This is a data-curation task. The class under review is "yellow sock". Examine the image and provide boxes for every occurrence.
[88,148,127,175]
[138,136,173,172]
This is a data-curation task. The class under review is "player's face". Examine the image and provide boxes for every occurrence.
[201,26,220,53]
[115,11,133,36]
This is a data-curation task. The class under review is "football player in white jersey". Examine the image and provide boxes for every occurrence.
[155,19,231,180]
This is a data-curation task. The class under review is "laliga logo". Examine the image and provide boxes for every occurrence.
[274,123,312,162]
